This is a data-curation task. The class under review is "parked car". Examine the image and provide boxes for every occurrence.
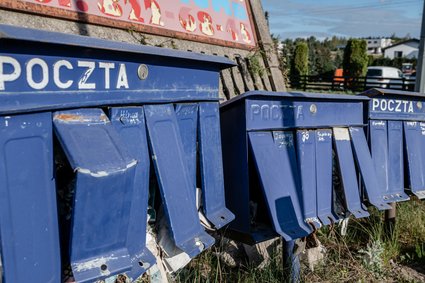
[404,71,416,91]
[402,63,414,75]
[366,66,404,89]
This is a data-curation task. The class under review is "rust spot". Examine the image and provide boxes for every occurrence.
[54,114,85,122]
[99,114,108,122]
[54,113,109,123]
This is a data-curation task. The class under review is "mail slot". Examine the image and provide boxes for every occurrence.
[0,25,234,283]
[362,88,425,200]
[220,91,391,243]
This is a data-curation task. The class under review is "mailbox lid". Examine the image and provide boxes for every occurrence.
[0,25,235,115]
[0,24,235,69]
[361,88,425,121]
[221,91,368,131]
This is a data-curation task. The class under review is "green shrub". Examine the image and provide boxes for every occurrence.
[291,42,309,78]
[343,39,368,77]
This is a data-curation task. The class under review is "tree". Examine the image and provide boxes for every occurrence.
[343,39,368,77]
[291,41,309,79]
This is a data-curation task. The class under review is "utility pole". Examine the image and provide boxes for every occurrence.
[415,0,425,93]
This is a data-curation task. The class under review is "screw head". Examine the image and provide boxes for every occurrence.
[138,64,149,80]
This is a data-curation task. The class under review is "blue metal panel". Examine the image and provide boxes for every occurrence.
[198,102,235,229]
[361,89,425,201]
[220,91,374,244]
[0,51,220,115]
[404,121,425,199]
[219,102,252,237]
[350,127,392,210]
[315,129,339,225]
[220,90,369,108]
[144,104,215,257]
[175,103,198,198]
[245,99,365,131]
[0,112,61,283]
[387,121,408,200]
[333,128,369,218]
[0,25,235,116]
[53,109,138,283]
[370,120,409,202]
[0,24,232,280]
[248,131,313,241]
[370,120,390,198]
[296,130,321,229]
[367,97,425,121]
[0,24,235,68]
[109,107,155,281]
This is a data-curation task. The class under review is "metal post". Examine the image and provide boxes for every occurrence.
[384,202,396,238]
[283,240,301,283]
[415,0,425,93]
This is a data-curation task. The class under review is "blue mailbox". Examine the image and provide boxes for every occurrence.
[0,25,234,283]
[363,88,425,200]
[220,91,391,243]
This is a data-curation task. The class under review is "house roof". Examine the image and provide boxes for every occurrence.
[382,38,419,51]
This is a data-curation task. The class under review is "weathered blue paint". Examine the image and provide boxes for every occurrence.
[333,128,370,219]
[404,121,425,199]
[0,25,234,282]
[248,131,312,241]
[369,120,409,202]
[362,88,425,200]
[0,24,234,116]
[296,130,321,229]
[350,127,392,210]
[220,91,375,243]
[144,104,215,257]
[198,102,235,229]
[0,112,61,283]
[244,98,364,131]
[109,107,156,281]
[53,108,137,283]
[315,129,339,225]
[175,103,199,199]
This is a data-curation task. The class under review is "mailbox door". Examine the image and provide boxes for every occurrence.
[144,104,214,258]
[404,121,425,199]
[248,131,313,241]
[109,107,156,280]
[54,109,141,282]
[0,113,61,283]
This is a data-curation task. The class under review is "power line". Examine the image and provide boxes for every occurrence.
[279,0,419,15]
[276,0,421,17]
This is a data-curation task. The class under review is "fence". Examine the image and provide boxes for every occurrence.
[290,75,417,92]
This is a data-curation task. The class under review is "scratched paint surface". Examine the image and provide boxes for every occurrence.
[14,0,255,47]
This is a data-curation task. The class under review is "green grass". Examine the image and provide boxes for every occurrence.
[174,200,425,282]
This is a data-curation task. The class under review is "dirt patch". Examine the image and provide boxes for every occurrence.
[391,260,425,282]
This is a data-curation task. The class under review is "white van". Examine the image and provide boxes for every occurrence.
[366,66,404,89]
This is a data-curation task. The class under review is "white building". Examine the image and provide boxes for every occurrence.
[366,38,392,55]
[383,39,419,59]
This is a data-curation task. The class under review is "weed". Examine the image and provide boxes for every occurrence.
[415,242,425,260]
[170,201,425,282]
[247,52,266,77]
[358,240,384,278]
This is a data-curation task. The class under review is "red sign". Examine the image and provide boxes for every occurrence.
[1,0,256,48]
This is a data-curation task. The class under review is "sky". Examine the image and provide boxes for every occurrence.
[261,0,424,40]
